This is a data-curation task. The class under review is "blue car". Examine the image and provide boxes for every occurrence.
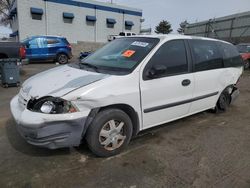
[22,36,72,64]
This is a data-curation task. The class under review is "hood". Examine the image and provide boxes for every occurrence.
[21,65,109,98]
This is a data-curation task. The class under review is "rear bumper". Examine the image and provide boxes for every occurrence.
[231,87,240,104]
[68,52,73,59]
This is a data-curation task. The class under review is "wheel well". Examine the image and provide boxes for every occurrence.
[221,85,235,103]
[98,104,140,137]
[0,53,8,59]
[57,52,69,59]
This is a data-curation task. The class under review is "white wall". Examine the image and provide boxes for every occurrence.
[17,0,47,40]
[13,0,142,43]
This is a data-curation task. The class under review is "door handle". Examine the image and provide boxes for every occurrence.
[182,79,191,86]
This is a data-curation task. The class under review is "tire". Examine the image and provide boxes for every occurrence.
[244,60,250,70]
[215,90,231,113]
[86,109,133,157]
[56,53,68,64]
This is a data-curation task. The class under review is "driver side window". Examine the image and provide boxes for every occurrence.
[143,40,188,80]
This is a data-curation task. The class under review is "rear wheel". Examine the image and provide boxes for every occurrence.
[86,109,133,157]
[215,90,231,113]
[56,53,68,64]
[244,60,250,70]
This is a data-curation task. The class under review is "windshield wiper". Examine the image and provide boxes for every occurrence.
[80,62,100,72]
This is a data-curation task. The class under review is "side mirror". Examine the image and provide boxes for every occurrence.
[147,65,167,79]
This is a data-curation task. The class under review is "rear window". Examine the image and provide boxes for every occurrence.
[61,38,70,45]
[219,42,243,67]
[189,39,223,72]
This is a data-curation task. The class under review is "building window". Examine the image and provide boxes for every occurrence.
[63,12,74,23]
[86,15,97,26]
[30,7,43,20]
[106,18,116,28]
[9,8,17,20]
[9,31,18,38]
[125,21,134,30]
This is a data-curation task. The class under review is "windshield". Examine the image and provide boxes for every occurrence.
[236,45,250,53]
[81,37,160,74]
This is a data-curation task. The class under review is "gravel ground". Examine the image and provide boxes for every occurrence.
[0,63,250,188]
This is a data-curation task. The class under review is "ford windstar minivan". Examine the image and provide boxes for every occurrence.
[11,35,243,157]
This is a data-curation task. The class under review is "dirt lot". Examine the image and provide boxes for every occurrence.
[1,63,250,188]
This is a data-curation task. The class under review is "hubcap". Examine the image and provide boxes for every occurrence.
[99,120,126,151]
[58,54,67,64]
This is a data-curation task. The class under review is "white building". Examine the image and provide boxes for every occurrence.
[9,0,143,43]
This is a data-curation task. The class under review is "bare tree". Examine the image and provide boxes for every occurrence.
[0,0,14,26]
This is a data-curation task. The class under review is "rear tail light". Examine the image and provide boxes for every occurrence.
[19,46,26,59]
[67,44,72,49]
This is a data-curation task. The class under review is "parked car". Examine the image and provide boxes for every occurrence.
[0,41,26,59]
[10,35,243,157]
[79,51,92,60]
[22,36,72,64]
[108,32,136,41]
[236,43,250,69]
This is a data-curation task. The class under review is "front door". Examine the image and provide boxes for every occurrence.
[140,40,194,129]
[26,38,48,60]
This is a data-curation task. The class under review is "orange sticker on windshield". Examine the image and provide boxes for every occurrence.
[122,50,135,58]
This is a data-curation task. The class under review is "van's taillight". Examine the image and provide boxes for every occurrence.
[67,44,72,49]
[19,46,26,59]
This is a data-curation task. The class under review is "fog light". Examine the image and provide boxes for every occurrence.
[40,101,55,114]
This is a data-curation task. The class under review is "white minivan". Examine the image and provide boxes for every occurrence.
[11,35,243,157]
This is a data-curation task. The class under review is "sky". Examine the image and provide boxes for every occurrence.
[0,0,250,35]
[97,0,250,33]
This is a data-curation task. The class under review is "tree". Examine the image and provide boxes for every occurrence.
[155,20,173,34]
[0,0,14,26]
[177,20,189,34]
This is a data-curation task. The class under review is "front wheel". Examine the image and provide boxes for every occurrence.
[57,53,68,64]
[86,109,133,157]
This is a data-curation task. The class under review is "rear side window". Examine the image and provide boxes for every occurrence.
[46,39,60,44]
[219,42,243,67]
[189,39,223,72]
[144,40,188,78]
[61,38,70,45]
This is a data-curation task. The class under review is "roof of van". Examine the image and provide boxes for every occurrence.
[130,34,231,44]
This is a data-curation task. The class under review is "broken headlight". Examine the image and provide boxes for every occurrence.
[27,97,78,114]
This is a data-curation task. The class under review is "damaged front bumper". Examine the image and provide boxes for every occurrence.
[10,95,90,149]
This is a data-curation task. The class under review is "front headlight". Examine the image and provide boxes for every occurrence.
[27,97,78,114]
[40,101,56,114]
